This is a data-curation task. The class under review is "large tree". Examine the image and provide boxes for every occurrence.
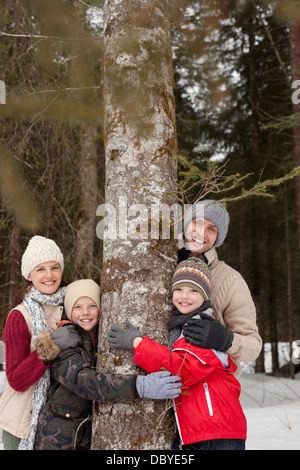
[91,0,178,450]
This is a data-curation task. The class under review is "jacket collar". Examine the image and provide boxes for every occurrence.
[177,235,218,267]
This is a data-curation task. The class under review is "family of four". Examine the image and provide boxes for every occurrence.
[0,200,262,450]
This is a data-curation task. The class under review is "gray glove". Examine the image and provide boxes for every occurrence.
[107,320,143,349]
[136,371,182,399]
[51,325,82,350]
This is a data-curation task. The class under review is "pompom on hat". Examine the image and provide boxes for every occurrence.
[21,235,64,280]
[183,199,230,247]
[172,257,211,301]
[64,279,100,320]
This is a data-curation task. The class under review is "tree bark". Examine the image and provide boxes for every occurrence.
[75,126,99,278]
[91,0,177,450]
[290,19,300,265]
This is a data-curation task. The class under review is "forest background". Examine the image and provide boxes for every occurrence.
[0,0,300,379]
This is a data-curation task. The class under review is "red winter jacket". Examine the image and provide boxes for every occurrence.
[133,336,247,445]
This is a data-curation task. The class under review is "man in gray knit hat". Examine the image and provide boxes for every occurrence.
[183,199,230,253]
[179,199,262,377]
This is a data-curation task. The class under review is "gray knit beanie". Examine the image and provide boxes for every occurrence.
[21,235,64,279]
[183,200,230,248]
[64,279,100,320]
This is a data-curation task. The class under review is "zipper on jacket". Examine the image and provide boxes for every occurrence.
[173,399,184,446]
[203,383,213,416]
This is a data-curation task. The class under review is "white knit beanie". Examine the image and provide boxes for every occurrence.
[183,199,230,248]
[21,235,64,280]
[64,279,100,320]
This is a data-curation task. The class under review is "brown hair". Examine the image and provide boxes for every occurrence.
[1,281,32,338]
[0,280,68,338]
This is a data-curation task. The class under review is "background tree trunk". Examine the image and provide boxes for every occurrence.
[75,125,99,278]
[91,0,178,450]
[290,19,300,265]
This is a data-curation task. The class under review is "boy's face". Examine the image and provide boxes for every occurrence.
[71,296,99,336]
[172,286,205,314]
[185,217,217,253]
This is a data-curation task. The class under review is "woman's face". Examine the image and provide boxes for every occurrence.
[28,261,62,294]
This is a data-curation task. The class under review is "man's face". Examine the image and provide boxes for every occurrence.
[185,218,218,253]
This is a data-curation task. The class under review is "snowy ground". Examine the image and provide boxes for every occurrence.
[0,367,300,450]
[240,373,300,450]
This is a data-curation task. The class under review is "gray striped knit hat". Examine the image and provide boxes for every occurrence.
[172,257,211,301]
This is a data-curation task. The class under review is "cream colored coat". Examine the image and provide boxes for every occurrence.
[182,246,262,377]
[0,303,63,438]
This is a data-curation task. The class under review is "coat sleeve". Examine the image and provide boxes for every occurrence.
[51,348,137,402]
[211,261,262,363]
[133,337,216,388]
[3,310,49,392]
[220,274,262,362]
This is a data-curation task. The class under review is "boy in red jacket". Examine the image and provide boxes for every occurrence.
[108,257,247,450]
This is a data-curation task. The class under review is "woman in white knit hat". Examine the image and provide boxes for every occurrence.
[0,236,78,450]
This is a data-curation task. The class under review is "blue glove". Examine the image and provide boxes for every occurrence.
[136,371,182,399]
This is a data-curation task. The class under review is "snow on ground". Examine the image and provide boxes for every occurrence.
[0,367,300,450]
[240,373,300,450]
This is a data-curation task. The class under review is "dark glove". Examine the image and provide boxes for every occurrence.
[182,313,233,352]
[136,371,182,399]
[107,320,143,349]
[51,325,82,350]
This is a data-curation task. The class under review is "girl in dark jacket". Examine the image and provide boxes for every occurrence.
[34,279,181,450]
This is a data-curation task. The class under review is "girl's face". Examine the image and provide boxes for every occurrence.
[28,261,62,294]
[71,296,99,336]
[172,286,205,314]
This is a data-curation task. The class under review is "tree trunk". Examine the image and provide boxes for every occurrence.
[290,20,300,265]
[75,126,99,278]
[8,218,21,307]
[91,0,177,450]
[284,185,295,378]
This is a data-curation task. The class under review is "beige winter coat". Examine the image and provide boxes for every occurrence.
[181,246,262,377]
[209,248,262,373]
[0,303,63,439]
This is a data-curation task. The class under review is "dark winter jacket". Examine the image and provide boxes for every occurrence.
[34,323,138,450]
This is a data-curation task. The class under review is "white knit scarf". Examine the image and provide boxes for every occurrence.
[18,286,65,450]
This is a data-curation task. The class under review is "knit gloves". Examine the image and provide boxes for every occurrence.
[136,371,182,400]
[182,313,233,352]
[34,325,82,363]
[108,320,142,349]
[108,322,182,399]
[51,325,82,350]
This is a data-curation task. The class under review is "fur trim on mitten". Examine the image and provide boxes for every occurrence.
[34,330,61,362]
